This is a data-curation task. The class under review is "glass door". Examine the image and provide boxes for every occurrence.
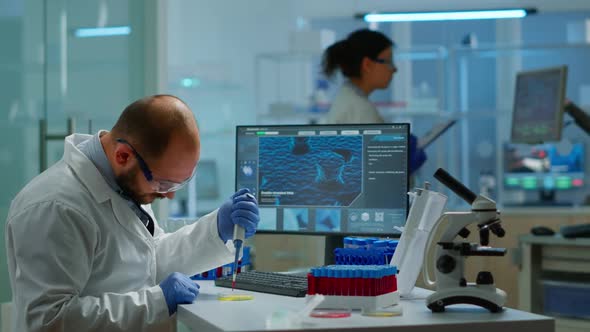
[0,0,157,308]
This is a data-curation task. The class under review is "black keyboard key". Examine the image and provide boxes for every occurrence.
[215,271,308,297]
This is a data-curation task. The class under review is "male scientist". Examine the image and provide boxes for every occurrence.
[5,94,259,331]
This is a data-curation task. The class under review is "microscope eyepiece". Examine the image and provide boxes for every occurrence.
[434,168,477,205]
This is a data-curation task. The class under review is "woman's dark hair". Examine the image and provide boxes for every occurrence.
[322,29,394,79]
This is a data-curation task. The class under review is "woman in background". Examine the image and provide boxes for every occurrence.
[322,28,427,175]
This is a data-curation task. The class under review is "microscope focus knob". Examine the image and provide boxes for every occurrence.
[491,224,506,238]
[436,255,456,274]
[476,271,494,285]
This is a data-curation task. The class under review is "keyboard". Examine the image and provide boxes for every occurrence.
[560,223,590,238]
[215,270,308,297]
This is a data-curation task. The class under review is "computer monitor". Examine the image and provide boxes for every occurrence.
[503,142,584,205]
[235,123,410,264]
[511,66,568,144]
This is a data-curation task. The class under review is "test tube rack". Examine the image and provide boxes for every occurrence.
[308,291,400,312]
[306,265,399,311]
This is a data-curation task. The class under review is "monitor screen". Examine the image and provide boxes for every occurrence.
[511,66,568,144]
[503,142,584,191]
[235,124,410,237]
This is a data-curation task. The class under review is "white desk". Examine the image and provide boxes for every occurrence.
[177,281,554,332]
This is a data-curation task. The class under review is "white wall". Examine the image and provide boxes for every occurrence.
[166,0,308,212]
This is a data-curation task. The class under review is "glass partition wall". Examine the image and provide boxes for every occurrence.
[0,0,156,312]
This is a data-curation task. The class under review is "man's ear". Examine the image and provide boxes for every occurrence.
[114,146,132,166]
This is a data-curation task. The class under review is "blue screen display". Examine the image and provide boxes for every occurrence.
[236,124,410,236]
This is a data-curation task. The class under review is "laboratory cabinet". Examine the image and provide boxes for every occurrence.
[518,234,590,332]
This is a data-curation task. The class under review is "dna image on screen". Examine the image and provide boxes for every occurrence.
[258,135,362,207]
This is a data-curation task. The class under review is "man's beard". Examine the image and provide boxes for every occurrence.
[116,167,165,204]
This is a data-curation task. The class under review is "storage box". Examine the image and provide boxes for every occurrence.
[543,280,590,319]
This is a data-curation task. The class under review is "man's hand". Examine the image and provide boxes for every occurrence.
[217,188,260,242]
[159,272,200,316]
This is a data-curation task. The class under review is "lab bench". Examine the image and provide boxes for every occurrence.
[177,280,553,332]
[518,234,590,332]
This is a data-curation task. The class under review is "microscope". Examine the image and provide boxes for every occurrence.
[424,168,507,313]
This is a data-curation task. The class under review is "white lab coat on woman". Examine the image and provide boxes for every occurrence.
[324,81,384,124]
[5,134,235,332]
[325,81,427,175]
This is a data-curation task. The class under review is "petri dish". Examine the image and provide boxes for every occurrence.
[361,306,403,317]
[217,293,254,301]
[361,311,402,317]
[310,308,352,318]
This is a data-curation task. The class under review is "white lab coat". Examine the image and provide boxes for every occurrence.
[324,81,384,124]
[5,134,235,332]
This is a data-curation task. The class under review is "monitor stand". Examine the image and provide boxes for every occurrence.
[505,189,574,207]
[536,189,572,206]
[509,189,571,207]
[324,235,345,265]
[539,188,555,203]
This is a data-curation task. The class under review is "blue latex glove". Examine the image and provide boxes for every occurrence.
[159,272,200,316]
[409,133,427,175]
[217,188,260,242]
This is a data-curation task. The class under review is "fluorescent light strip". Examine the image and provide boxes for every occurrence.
[364,9,529,23]
[74,26,131,38]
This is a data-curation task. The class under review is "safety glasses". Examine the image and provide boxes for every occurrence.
[371,57,397,70]
[116,138,195,193]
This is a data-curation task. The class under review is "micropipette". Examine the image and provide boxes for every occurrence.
[231,224,244,290]
[231,192,254,290]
